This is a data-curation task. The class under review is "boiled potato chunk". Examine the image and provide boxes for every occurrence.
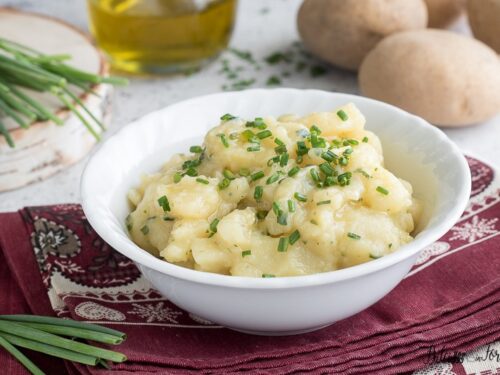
[128,103,419,277]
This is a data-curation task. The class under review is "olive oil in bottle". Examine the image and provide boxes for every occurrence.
[87,0,237,74]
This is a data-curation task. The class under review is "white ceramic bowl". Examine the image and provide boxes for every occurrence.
[81,89,470,335]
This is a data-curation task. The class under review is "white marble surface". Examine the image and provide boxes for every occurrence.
[0,0,499,211]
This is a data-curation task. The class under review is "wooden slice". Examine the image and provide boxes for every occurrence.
[0,8,112,192]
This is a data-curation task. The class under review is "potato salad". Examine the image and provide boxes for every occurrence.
[127,103,419,277]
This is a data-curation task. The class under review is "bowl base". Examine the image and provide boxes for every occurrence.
[229,323,333,336]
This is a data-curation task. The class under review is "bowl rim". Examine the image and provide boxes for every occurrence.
[81,88,471,289]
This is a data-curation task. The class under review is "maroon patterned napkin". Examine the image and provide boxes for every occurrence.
[0,156,499,375]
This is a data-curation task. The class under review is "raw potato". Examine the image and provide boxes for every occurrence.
[467,0,500,53]
[359,30,500,127]
[297,0,428,71]
[424,0,465,28]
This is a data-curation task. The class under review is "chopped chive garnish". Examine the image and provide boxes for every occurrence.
[376,186,389,195]
[277,212,288,226]
[239,168,250,176]
[288,166,300,177]
[347,232,361,240]
[354,169,371,178]
[288,199,296,212]
[278,237,289,252]
[268,156,280,166]
[251,171,265,181]
[294,192,307,202]
[262,273,276,278]
[241,129,256,141]
[296,141,309,156]
[158,195,171,212]
[272,202,281,216]
[209,218,220,233]
[229,132,239,140]
[221,113,236,121]
[388,243,393,249]
[242,250,252,257]
[362,136,369,143]
[218,178,231,190]
[319,163,335,176]
[140,225,149,235]
[310,168,321,182]
[173,172,182,183]
[256,210,268,220]
[219,134,229,148]
[343,147,353,155]
[223,169,235,180]
[339,156,348,166]
[321,150,337,162]
[266,173,280,185]
[274,138,285,146]
[190,145,203,153]
[369,253,382,259]
[254,186,263,200]
[196,178,209,185]
[310,124,322,134]
[289,230,301,245]
[279,153,289,167]
[163,216,175,221]
[346,139,359,145]
[317,200,331,206]
[125,214,133,231]
[274,144,287,154]
[247,144,261,152]
[324,176,337,186]
[253,117,266,129]
[337,109,349,121]
[185,167,198,177]
[256,130,272,139]
[338,172,352,186]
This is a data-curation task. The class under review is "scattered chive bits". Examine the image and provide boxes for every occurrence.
[251,171,265,181]
[140,225,149,235]
[288,166,300,177]
[157,195,171,212]
[376,186,389,195]
[254,186,263,201]
[337,109,349,121]
[347,232,361,240]
[242,250,252,257]
[317,200,331,206]
[362,136,369,143]
[294,192,307,202]
[223,169,235,180]
[247,144,260,152]
[173,172,182,183]
[219,134,229,148]
[209,218,220,237]
[289,230,301,245]
[278,237,289,252]
[190,145,203,153]
[196,178,209,185]
[288,199,295,212]
[262,273,276,278]
[221,113,236,121]
[266,173,281,185]
[218,178,230,190]
[256,130,272,139]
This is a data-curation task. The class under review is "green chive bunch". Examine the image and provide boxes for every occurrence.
[0,38,127,148]
[0,315,126,375]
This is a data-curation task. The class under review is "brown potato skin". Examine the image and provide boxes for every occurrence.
[424,0,465,28]
[467,0,500,53]
[359,30,500,127]
[297,0,428,71]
